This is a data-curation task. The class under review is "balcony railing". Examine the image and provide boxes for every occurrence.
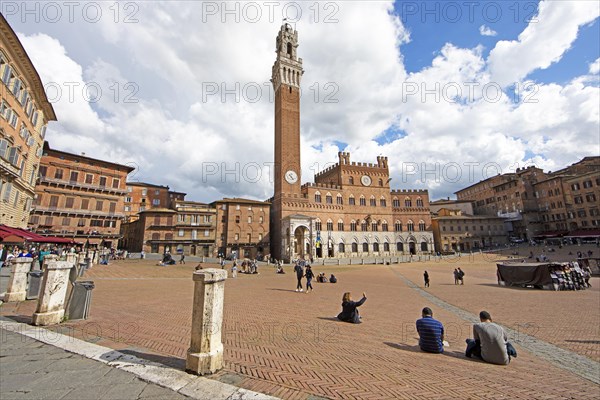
[39,176,127,195]
[32,206,124,218]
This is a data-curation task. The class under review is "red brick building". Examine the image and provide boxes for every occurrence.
[124,182,186,222]
[269,24,433,261]
[28,142,134,247]
[123,200,216,256]
[212,198,270,259]
[455,157,600,241]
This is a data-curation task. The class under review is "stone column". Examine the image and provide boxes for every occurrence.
[66,253,77,264]
[186,268,227,375]
[32,260,74,326]
[3,257,34,302]
[43,254,59,269]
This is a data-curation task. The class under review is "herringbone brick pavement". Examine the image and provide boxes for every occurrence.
[2,254,599,399]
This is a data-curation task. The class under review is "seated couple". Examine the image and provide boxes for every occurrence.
[416,308,516,365]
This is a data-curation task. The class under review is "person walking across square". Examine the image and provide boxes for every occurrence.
[294,261,304,292]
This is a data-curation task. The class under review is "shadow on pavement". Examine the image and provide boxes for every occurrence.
[316,317,340,322]
[384,342,421,353]
[476,283,535,290]
[4,315,32,324]
[565,339,600,344]
[267,288,301,293]
[118,349,185,369]
[384,342,473,360]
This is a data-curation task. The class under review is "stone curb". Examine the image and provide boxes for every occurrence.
[0,317,279,400]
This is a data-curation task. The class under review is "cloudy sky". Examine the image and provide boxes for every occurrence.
[4,0,599,202]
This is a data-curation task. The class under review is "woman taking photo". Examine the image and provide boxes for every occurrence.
[337,292,367,323]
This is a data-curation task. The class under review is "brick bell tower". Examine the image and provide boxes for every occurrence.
[272,23,303,198]
[271,23,304,260]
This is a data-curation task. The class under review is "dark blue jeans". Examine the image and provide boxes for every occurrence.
[466,339,517,360]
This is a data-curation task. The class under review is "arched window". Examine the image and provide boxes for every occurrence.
[395,221,402,232]
[315,191,321,203]
[416,198,424,207]
[405,197,412,207]
[382,220,389,231]
[337,219,344,231]
[392,197,400,207]
[373,242,380,252]
[361,220,368,231]
[359,196,366,206]
[397,242,404,251]
[336,194,343,205]
[286,42,293,57]
[165,233,173,240]
[326,193,332,204]
[338,243,345,253]
[350,221,357,231]
[349,176,354,185]
[380,196,387,207]
[378,178,383,186]
[419,220,426,231]
[421,242,428,251]
[351,242,358,252]
[326,220,333,231]
[371,222,378,231]
[315,219,322,231]
[362,242,369,252]
[370,196,376,206]
[407,220,414,232]
[349,195,356,205]
[151,233,160,240]
[383,242,390,252]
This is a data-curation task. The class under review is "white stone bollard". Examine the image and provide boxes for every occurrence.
[32,261,74,326]
[66,253,77,264]
[42,254,59,270]
[186,268,227,375]
[4,257,34,302]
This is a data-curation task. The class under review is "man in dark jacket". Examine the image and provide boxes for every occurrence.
[294,262,304,292]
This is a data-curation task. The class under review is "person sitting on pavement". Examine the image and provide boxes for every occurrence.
[337,292,366,323]
[329,274,337,283]
[276,264,285,274]
[465,310,517,365]
[416,307,445,353]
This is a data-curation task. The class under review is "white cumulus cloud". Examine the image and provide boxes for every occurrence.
[479,25,497,37]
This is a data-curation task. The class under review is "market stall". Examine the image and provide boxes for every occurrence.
[497,261,589,290]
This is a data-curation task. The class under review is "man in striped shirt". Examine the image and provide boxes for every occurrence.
[416,307,445,353]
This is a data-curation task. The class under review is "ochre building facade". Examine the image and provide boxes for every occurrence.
[1,14,56,228]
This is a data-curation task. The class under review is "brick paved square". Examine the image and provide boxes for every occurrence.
[2,250,599,399]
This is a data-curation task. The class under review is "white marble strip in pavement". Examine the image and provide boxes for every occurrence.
[0,317,279,400]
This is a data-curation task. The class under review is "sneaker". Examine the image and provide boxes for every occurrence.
[295,289,299,292]
[300,289,303,292]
